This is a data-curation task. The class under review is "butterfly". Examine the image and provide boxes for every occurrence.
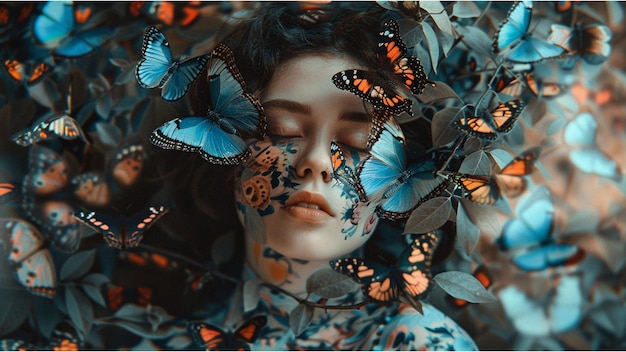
[330,142,359,193]
[355,118,448,219]
[11,113,87,147]
[524,71,564,98]
[150,43,266,165]
[498,275,583,336]
[497,186,584,271]
[548,23,612,68]
[0,321,80,350]
[0,218,56,298]
[488,65,526,97]
[188,315,267,351]
[330,232,439,310]
[22,145,81,253]
[119,250,180,272]
[105,284,152,310]
[73,205,170,250]
[493,1,566,63]
[332,19,431,116]
[564,112,621,181]
[0,182,18,202]
[4,59,48,85]
[33,1,111,58]
[453,98,523,141]
[135,25,209,101]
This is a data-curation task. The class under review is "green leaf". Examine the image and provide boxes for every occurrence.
[416,81,459,104]
[459,150,491,175]
[452,2,482,18]
[432,106,462,147]
[60,250,96,281]
[420,1,453,35]
[306,268,357,298]
[404,196,451,234]
[289,303,314,337]
[65,286,94,336]
[80,276,107,307]
[421,22,440,74]
[434,271,497,303]
[455,203,480,256]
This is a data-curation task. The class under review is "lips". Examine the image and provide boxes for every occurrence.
[284,191,335,221]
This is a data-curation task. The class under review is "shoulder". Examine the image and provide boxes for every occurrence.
[364,302,478,351]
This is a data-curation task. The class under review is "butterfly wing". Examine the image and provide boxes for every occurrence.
[233,316,267,346]
[397,233,439,300]
[564,112,596,147]
[444,172,499,205]
[111,139,145,187]
[15,249,57,298]
[513,243,582,271]
[491,99,523,133]
[74,211,123,249]
[493,1,531,53]
[330,257,399,302]
[122,206,169,249]
[136,26,173,89]
[23,145,70,197]
[330,142,358,191]
[569,148,621,180]
[453,114,498,141]
[188,322,228,350]
[54,26,111,58]
[580,24,611,65]
[33,1,73,47]
[0,182,18,202]
[495,147,541,196]
[160,54,209,101]
[497,187,554,250]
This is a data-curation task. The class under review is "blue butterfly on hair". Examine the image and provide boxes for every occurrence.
[33,1,112,58]
[493,0,566,63]
[150,43,267,165]
[496,186,584,271]
[136,25,209,101]
[354,115,448,219]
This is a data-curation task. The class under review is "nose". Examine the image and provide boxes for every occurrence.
[293,137,332,183]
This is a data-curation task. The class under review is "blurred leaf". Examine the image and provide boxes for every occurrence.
[432,106,461,147]
[60,250,96,281]
[452,1,482,18]
[453,24,494,60]
[434,271,497,303]
[289,303,314,337]
[459,150,491,175]
[96,95,112,119]
[546,115,567,136]
[404,196,451,234]
[306,268,357,298]
[420,1,452,35]
[65,286,94,336]
[460,199,501,238]
[114,304,147,323]
[109,58,132,68]
[421,22,440,74]
[100,320,185,339]
[0,285,30,336]
[417,81,459,104]
[95,122,122,148]
[456,202,480,256]
[81,273,109,307]
[167,334,193,349]
[27,79,60,110]
[243,279,261,313]
[211,231,236,265]
[463,138,483,155]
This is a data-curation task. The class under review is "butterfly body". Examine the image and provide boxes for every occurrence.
[136,26,209,101]
[330,232,438,304]
[74,206,169,250]
[188,316,267,351]
[150,43,266,165]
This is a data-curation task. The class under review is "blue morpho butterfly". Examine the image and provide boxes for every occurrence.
[150,43,266,165]
[493,0,566,63]
[564,112,621,181]
[0,217,57,298]
[355,117,447,219]
[135,25,209,101]
[33,1,111,58]
[496,186,583,271]
[548,23,612,69]
[330,232,439,310]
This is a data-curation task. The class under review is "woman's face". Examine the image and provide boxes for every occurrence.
[234,53,381,261]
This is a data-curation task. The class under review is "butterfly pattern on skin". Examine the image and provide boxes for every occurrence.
[73,205,169,250]
[150,43,267,165]
[355,117,448,219]
[440,147,541,205]
[0,217,57,298]
[332,19,431,116]
[493,0,566,63]
[11,113,88,147]
[21,145,81,253]
[330,232,439,311]
[135,25,209,101]
[33,0,112,58]
[453,98,524,141]
[3,59,48,85]
[496,186,584,271]
[188,315,267,351]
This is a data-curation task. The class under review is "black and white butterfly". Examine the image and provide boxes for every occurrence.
[135,25,209,101]
[150,43,266,165]
[73,206,169,250]
[11,113,87,147]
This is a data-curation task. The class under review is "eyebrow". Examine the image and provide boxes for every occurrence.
[263,99,371,123]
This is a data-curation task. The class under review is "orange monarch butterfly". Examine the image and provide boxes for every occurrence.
[453,99,523,141]
[4,59,48,85]
[524,72,564,98]
[330,232,439,310]
[105,284,152,311]
[188,316,267,351]
[441,147,541,205]
[332,19,432,116]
